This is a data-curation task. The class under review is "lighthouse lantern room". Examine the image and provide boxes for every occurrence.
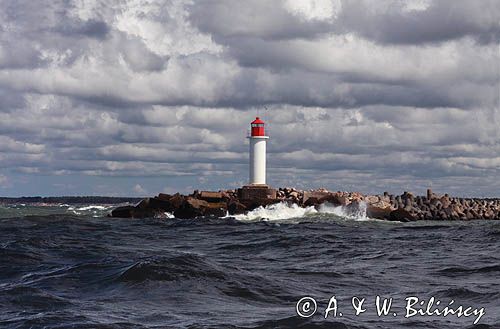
[248,117,269,186]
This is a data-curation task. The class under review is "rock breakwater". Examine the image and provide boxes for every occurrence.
[109,187,500,222]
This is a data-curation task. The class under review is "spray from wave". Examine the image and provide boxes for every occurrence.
[233,203,318,221]
[232,201,369,222]
[67,205,115,217]
[318,201,368,220]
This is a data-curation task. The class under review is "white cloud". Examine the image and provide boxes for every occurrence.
[133,183,147,195]
[283,0,342,21]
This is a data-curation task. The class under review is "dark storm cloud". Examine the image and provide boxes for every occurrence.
[189,0,333,40]
[338,0,500,45]
[0,0,498,196]
[190,0,500,45]
[55,19,110,39]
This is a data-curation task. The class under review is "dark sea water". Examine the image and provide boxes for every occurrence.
[1,203,500,329]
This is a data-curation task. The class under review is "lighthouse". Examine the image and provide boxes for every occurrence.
[247,117,269,186]
[237,117,276,201]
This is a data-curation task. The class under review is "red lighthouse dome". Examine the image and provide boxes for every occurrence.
[251,117,265,136]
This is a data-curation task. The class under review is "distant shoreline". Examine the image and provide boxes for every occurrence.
[0,196,143,205]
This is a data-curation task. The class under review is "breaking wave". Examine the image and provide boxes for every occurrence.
[318,201,368,220]
[232,201,368,221]
[74,205,111,211]
[232,203,317,221]
[68,205,114,217]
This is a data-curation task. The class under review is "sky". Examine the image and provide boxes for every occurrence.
[0,0,499,197]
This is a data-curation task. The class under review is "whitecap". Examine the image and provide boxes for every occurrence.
[319,201,368,221]
[76,205,110,211]
[233,202,318,221]
[232,201,371,222]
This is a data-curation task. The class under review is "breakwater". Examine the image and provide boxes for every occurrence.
[109,187,500,222]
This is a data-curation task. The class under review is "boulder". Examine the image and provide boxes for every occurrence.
[110,205,135,218]
[157,193,171,201]
[389,208,416,222]
[402,191,414,201]
[174,198,209,219]
[241,198,280,211]
[110,205,158,219]
[303,197,320,208]
[134,207,159,218]
[365,195,380,204]
[427,189,433,200]
[440,195,451,209]
[169,193,185,209]
[149,197,176,212]
[135,198,151,209]
[303,193,346,207]
[228,200,247,215]
[173,198,228,218]
[319,193,347,206]
[199,191,223,202]
[204,202,228,217]
[370,198,394,210]
[302,191,330,204]
[366,204,392,220]
[220,191,233,201]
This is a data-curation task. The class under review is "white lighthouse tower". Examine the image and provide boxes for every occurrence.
[247,117,269,186]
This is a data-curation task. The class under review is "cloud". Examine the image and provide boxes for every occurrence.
[133,184,147,195]
[190,0,500,44]
[0,174,9,188]
[337,0,500,45]
[0,0,497,197]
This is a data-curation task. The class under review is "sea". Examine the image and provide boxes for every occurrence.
[1,202,500,329]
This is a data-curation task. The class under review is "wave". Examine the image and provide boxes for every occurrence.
[318,202,368,220]
[69,205,114,217]
[237,316,369,329]
[159,212,175,219]
[433,287,500,301]
[233,203,318,221]
[0,204,112,219]
[118,254,228,283]
[0,248,43,275]
[1,315,145,329]
[437,264,500,277]
[232,201,369,222]
[2,285,73,308]
[75,205,112,211]
[115,253,296,305]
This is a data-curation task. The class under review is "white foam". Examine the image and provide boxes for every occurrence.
[319,201,368,221]
[233,202,318,221]
[76,205,110,211]
[232,201,370,222]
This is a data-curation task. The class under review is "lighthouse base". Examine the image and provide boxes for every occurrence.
[238,185,277,201]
